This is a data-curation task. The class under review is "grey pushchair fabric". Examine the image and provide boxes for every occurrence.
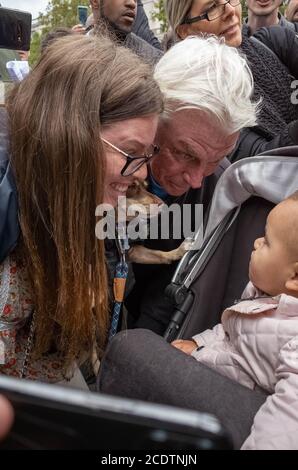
[205,151,298,237]
[165,150,298,340]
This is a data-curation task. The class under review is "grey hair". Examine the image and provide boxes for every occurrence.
[154,35,259,134]
[165,0,194,37]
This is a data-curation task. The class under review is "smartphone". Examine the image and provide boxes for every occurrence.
[0,375,232,450]
[0,7,31,51]
[77,5,88,26]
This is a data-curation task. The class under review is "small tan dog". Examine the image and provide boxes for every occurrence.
[123,181,193,264]
[92,181,193,376]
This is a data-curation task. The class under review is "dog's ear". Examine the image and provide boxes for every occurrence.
[126,180,164,209]
[126,180,149,198]
[126,181,141,198]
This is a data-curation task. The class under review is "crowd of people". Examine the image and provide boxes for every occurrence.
[0,0,298,450]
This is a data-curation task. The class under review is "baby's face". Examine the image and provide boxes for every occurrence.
[249,200,297,296]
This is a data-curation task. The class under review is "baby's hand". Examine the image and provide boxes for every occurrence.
[171,339,197,355]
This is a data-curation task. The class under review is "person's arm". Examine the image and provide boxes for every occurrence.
[192,323,226,348]
[172,323,226,355]
[229,122,298,163]
[133,0,162,50]
[242,337,298,450]
[253,25,298,79]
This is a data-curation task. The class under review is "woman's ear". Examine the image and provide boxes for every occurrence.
[285,262,298,294]
[176,24,190,40]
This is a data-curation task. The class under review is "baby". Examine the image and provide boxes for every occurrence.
[172,192,298,450]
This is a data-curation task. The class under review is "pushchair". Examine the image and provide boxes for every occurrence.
[98,148,298,448]
[164,147,298,340]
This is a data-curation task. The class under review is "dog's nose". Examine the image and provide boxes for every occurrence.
[126,181,140,198]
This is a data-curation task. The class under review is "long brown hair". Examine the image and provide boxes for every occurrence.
[7,34,163,368]
[165,0,194,37]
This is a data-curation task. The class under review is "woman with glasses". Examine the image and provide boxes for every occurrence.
[173,0,242,47]
[166,0,298,162]
[0,34,163,385]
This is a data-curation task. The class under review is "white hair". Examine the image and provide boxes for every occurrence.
[154,35,259,134]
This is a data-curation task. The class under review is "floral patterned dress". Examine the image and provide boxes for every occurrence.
[0,253,65,382]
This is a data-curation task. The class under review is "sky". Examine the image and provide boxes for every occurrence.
[1,0,49,20]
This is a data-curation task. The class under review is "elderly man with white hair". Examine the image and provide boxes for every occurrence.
[126,35,258,334]
[151,36,256,196]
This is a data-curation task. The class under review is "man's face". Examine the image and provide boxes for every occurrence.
[91,0,137,34]
[285,0,298,21]
[246,0,282,17]
[151,109,239,197]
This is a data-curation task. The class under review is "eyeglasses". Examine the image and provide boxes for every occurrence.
[182,0,241,23]
[102,138,160,177]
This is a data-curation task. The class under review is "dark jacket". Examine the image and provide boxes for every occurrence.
[242,12,298,35]
[229,25,298,162]
[133,0,162,50]
[0,108,19,263]
[90,26,162,66]
[125,32,162,66]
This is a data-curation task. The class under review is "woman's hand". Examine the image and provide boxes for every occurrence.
[18,50,30,61]
[171,339,197,355]
[71,24,86,34]
[0,395,14,441]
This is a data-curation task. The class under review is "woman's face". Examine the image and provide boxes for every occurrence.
[178,0,242,47]
[101,114,159,207]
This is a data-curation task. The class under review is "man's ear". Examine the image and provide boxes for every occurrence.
[285,262,298,293]
[176,24,190,40]
[89,0,99,10]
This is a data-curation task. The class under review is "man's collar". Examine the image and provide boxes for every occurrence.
[87,21,129,43]
[243,11,284,33]
[107,22,128,42]
[148,171,169,201]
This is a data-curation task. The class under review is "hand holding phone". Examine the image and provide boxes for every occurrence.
[77,5,88,26]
